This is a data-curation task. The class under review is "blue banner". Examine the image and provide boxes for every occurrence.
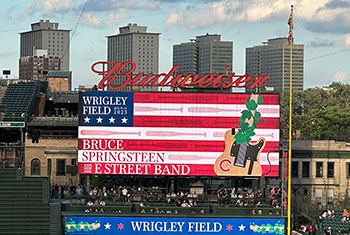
[79,92,134,127]
[65,217,284,235]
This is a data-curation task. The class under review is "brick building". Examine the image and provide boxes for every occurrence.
[19,54,60,81]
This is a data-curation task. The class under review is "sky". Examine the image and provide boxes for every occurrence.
[0,0,350,89]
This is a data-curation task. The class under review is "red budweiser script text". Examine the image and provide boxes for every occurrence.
[91,61,269,90]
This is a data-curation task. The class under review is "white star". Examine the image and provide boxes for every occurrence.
[121,117,128,124]
[84,116,90,123]
[109,116,116,123]
[96,117,103,123]
[104,222,111,230]
[238,224,245,231]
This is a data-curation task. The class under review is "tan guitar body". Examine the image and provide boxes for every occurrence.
[214,130,265,176]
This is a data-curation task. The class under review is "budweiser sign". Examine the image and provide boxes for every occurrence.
[91,61,268,90]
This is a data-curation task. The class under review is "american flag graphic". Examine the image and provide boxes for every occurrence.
[78,92,280,176]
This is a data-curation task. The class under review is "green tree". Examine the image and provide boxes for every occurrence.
[280,82,350,140]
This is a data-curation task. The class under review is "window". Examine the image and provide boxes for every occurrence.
[327,162,334,178]
[303,189,309,196]
[327,189,334,204]
[292,161,299,177]
[47,159,51,176]
[315,188,322,203]
[316,162,323,178]
[56,159,66,176]
[71,159,77,176]
[302,162,310,178]
[347,162,350,178]
[31,159,40,175]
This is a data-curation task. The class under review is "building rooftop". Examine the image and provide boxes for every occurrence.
[47,71,71,78]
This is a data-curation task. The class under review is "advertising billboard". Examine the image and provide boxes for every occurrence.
[65,217,284,235]
[78,92,280,176]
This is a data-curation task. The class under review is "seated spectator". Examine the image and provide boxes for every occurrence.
[321,210,328,218]
[140,202,145,207]
[268,210,273,215]
[307,225,314,234]
[166,193,171,203]
[99,208,105,213]
[200,209,205,214]
[251,210,256,215]
[170,192,177,201]
[85,208,90,213]
[257,210,263,215]
[141,209,146,214]
[75,185,83,199]
[167,210,173,214]
[174,209,179,214]
[325,227,331,235]
[299,225,307,233]
[87,200,93,206]
[181,200,188,207]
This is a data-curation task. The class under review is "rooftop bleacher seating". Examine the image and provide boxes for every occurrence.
[318,209,350,234]
[0,81,41,121]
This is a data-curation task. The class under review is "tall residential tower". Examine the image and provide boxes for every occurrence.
[173,34,233,76]
[245,37,304,93]
[20,20,70,71]
[107,24,160,91]
[173,34,233,92]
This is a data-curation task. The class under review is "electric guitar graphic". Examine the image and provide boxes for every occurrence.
[214,94,266,176]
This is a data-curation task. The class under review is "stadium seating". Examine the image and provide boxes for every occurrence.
[318,210,350,234]
[0,168,50,234]
[0,81,40,121]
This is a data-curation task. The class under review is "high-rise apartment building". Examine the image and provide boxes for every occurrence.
[245,37,304,93]
[20,20,70,71]
[173,34,232,91]
[107,23,160,91]
[173,34,233,76]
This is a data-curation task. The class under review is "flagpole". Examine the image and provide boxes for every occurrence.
[287,5,293,235]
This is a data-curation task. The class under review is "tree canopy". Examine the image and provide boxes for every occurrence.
[280,82,350,141]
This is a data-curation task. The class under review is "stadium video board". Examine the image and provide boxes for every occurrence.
[78,92,280,177]
[65,217,284,234]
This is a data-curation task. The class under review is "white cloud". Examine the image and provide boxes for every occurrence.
[344,34,350,48]
[143,1,161,10]
[165,12,186,27]
[40,0,77,12]
[82,13,103,27]
[77,9,128,28]
[26,0,80,14]
[332,72,349,82]
[164,0,350,33]
[25,2,36,14]
[309,37,334,47]
[106,10,128,26]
